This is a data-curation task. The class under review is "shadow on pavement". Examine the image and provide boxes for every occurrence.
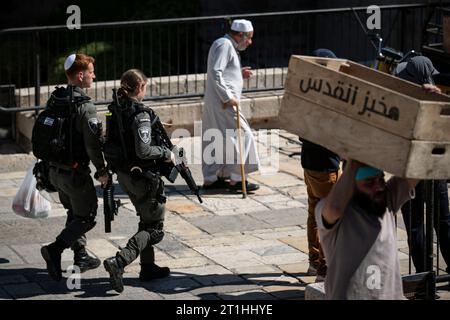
[0,266,309,300]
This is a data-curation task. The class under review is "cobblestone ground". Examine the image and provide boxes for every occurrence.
[0,131,449,300]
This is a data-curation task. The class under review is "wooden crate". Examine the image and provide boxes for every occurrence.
[280,55,450,179]
[283,55,450,141]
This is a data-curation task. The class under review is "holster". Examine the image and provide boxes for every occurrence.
[138,169,167,204]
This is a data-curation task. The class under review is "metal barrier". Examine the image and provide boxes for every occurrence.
[0,3,446,110]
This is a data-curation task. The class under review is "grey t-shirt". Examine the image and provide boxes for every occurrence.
[315,177,413,300]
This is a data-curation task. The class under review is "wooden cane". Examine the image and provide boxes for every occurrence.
[235,103,247,198]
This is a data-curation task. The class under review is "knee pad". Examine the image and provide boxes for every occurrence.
[139,221,165,245]
[148,228,164,245]
[78,212,97,233]
[154,221,164,230]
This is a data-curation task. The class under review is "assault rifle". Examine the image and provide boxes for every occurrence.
[149,111,203,204]
[102,170,121,233]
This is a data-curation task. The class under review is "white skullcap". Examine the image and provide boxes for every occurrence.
[231,19,253,33]
[64,54,76,71]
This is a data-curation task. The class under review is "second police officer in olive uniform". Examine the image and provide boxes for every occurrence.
[38,54,109,281]
[103,69,175,293]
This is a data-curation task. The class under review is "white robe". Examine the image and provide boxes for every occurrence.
[202,34,260,183]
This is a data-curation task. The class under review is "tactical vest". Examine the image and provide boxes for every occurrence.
[32,86,90,166]
[104,99,160,172]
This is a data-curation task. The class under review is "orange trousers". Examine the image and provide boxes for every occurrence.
[304,169,339,276]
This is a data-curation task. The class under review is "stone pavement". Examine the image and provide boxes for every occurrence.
[0,130,449,300]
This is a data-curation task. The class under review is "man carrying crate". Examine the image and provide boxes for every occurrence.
[316,160,418,299]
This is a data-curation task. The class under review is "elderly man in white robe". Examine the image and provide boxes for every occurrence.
[202,19,260,192]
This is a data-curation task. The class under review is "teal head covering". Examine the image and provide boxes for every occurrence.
[355,166,382,181]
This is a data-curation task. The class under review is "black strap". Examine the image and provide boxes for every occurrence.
[112,89,128,163]
[129,107,157,127]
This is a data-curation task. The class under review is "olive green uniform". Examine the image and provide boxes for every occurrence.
[49,86,106,251]
[114,103,172,265]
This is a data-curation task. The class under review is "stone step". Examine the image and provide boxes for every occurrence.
[305,282,325,300]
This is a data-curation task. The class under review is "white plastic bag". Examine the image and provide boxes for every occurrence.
[12,165,51,218]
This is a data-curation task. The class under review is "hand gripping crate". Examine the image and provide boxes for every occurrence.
[279,55,450,179]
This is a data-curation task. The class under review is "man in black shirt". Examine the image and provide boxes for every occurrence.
[300,49,341,282]
[395,56,450,275]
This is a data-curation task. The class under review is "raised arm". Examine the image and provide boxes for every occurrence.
[321,160,361,225]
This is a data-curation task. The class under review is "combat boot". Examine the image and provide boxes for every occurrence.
[139,263,170,282]
[103,256,125,293]
[41,243,63,282]
[74,248,101,273]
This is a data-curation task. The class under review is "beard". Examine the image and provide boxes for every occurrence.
[353,189,387,218]
[237,42,248,51]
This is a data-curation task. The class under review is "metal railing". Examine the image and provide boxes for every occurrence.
[1,2,446,111]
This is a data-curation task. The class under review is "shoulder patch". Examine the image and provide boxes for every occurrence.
[138,127,150,144]
[88,118,99,135]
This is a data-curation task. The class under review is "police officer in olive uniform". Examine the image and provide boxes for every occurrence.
[40,54,109,281]
[103,69,174,293]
